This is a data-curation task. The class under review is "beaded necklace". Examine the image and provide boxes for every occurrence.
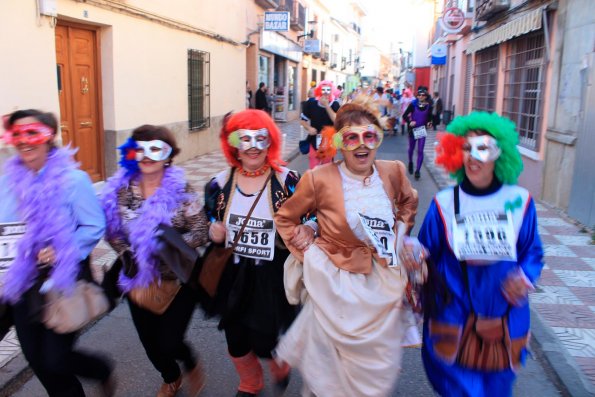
[238,163,270,177]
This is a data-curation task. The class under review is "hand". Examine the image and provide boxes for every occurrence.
[308,126,317,135]
[37,246,56,265]
[209,222,227,244]
[319,96,329,107]
[289,225,316,252]
[398,238,427,273]
[409,121,417,127]
[501,272,534,306]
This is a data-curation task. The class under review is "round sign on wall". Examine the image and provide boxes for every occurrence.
[440,7,465,33]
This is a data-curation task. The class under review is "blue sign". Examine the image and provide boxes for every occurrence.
[264,12,290,32]
[431,43,447,65]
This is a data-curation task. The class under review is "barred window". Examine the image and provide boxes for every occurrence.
[188,49,210,131]
[472,46,499,112]
[503,32,546,150]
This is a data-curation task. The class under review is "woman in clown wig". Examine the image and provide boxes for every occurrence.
[402,112,544,397]
[274,99,419,397]
[204,109,311,397]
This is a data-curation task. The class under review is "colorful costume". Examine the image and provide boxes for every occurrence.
[418,112,544,397]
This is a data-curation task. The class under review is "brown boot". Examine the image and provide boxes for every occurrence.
[185,362,206,397]
[157,375,182,397]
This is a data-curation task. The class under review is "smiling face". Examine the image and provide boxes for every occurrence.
[463,131,498,189]
[339,121,382,176]
[10,116,53,171]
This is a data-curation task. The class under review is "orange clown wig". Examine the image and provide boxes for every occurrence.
[220,109,285,172]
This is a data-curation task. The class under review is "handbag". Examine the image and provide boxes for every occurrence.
[42,280,110,334]
[452,186,512,371]
[199,172,272,297]
[298,139,310,155]
[128,279,181,315]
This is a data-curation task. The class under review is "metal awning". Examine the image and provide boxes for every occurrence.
[466,7,544,53]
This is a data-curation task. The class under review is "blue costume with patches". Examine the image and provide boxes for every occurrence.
[418,177,544,397]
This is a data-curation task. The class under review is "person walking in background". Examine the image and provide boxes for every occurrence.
[399,88,414,135]
[254,82,270,114]
[403,88,433,180]
[0,109,114,397]
[204,110,308,397]
[409,112,544,397]
[102,125,209,397]
[300,80,341,169]
[274,98,419,397]
[432,91,443,130]
[246,81,253,109]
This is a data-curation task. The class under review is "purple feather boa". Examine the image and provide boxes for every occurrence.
[2,148,81,303]
[101,166,190,292]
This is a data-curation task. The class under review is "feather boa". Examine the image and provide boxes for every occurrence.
[101,166,190,292]
[2,148,81,303]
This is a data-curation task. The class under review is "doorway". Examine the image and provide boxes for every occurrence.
[55,23,104,182]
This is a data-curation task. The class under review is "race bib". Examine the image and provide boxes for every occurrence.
[358,213,397,267]
[412,126,427,140]
[0,223,26,271]
[226,214,275,261]
[452,210,517,262]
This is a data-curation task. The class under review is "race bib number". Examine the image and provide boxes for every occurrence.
[0,223,26,271]
[358,213,397,267]
[226,214,275,261]
[452,210,517,262]
[412,126,427,140]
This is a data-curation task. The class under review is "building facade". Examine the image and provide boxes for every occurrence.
[1,0,247,180]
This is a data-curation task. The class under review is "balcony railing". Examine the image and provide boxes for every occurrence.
[475,0,510,21]
[255,0,279,10]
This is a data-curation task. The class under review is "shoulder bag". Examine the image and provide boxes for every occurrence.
[199,172,272,297]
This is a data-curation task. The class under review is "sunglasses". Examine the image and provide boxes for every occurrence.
[3,122,54,146]
[336,124,383,151]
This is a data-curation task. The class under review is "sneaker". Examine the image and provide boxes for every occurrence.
[185,363,206,397]
[408,162,413,175]
[157,375,182,397]
[414,170,420,180]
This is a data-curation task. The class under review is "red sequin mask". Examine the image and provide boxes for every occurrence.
[3,122,54,146]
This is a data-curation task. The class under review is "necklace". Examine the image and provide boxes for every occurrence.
[340,162,374,186]
[238,163,270,177]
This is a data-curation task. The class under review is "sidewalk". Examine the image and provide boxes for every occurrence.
[424,127,595,395]
[0,120,304,389]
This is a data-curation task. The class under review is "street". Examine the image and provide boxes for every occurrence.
[8,133,566,397]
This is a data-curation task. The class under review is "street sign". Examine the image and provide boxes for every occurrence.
[304,39,320,53]
[264,11,290,31]
[440,7,465,34]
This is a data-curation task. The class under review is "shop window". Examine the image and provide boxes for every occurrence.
[188,49,210,131]
[258,56,269,88]
[503,32,547,150]
[288,66,297,111]
[472,46,498,112]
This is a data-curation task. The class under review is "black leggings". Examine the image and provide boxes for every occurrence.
[224,321,278,359]
[128,284,197,383]
[13,297,111,397]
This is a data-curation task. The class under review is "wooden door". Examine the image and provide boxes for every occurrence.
[55,24,104,182]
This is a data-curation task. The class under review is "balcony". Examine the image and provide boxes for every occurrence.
[321,43,330,62]
[475,0,510,21]
[291,2,306,31]
[255,0,279,10]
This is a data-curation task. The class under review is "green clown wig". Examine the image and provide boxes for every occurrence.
[439,111,524,185]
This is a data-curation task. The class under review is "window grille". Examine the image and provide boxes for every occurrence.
[503,32,546,150]
[188,49,210,131]
[472,46,499,112]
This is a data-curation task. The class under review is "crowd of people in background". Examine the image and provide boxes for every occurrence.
[0,73,542,397]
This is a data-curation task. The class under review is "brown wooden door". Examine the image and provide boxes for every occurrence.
[55,24,104,182]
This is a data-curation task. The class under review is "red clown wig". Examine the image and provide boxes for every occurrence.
[220,109,285,172]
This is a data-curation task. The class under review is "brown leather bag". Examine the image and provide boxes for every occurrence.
[456,312,512,371]
[128,280,181,315]
[43,280,110,334]
[199,172,272,297]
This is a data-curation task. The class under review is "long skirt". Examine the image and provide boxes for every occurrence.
[276,244,408,397]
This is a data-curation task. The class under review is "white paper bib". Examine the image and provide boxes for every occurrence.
[358,213,397,267]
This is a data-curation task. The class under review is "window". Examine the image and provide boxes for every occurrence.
[503,32,547,150]
[188,49,210,130]
[288,66,296,111]
[258,55,269,89]
[472,46,499,112]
